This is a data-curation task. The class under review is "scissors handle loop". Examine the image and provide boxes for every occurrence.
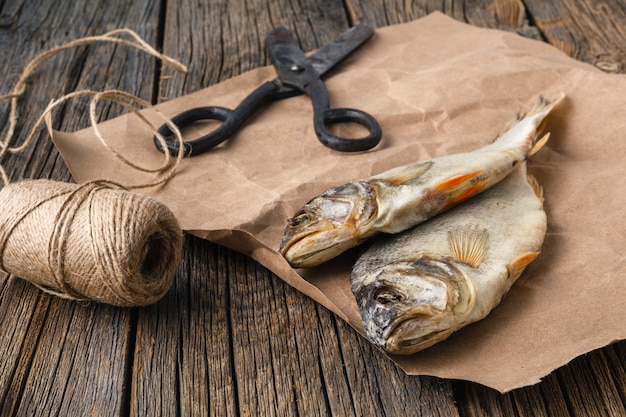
[154,81,294,156]
[316,108,382,152]
[302,75,381,152]
[154,106,231,156]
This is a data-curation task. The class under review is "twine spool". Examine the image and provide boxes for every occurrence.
[0,179,183,307]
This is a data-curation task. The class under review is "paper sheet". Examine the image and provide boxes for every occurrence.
[51,13,626,392]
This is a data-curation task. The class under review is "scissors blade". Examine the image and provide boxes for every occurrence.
[266,25,374,82]
[307,25,374,76]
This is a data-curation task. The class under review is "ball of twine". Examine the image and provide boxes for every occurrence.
[0,179,183,307]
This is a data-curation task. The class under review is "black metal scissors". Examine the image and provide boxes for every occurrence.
[154,25,382,156]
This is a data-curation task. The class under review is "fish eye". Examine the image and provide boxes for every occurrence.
[289,212,310,227]
[373,286,406,305]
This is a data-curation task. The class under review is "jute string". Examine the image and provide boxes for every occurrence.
[0,29,188,306]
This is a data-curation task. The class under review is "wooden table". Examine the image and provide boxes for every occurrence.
[1,0,625,415]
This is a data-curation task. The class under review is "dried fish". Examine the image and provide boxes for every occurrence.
[280,95,562,268]
[351,162,546,354]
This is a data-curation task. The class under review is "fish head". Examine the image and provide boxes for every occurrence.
[354,256,475,355]
[279,181,378,268]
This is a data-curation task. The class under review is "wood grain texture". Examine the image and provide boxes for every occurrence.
[0,0,159,415]
[346,0,527,30]
[158,0,352,99]
[524,0,626,73]
[0,0,625,416]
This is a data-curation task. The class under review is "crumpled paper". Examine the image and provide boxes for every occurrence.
[50,12,626,392]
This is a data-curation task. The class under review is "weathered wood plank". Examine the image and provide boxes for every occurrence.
[346,0,528,31]
[454,374,572,417]
[330,316,460,416]
[0,277,47,417]
[228,252,326,416]
[158,0,353,99]
[12,302,132,416]
[524,0,626,73]
[0,0,161,415]
[347,0,626,72]
[130,238,239,417]
[554,349,626,417]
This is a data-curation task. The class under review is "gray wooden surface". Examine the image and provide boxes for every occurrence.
[1,0,625,416]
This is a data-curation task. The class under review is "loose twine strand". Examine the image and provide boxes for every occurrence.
[0,28,188,188]
[0,29,189,306]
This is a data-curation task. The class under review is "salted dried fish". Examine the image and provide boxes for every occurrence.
[280,95,562,268]
[351,162,546,354]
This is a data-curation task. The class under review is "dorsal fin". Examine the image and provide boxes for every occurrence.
[447,225,489,268]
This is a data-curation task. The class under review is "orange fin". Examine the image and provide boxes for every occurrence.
[434,169,483,192]
[435,170,486,208]
[506,251,541,282]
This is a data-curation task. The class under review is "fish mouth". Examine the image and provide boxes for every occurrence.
[387,330,449,355]
[279,224,357,268]
[279,181,379,268]
[383,305,452,355]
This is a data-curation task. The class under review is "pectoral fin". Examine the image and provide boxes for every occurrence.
[447,225,489,268]
[506,251,541,281]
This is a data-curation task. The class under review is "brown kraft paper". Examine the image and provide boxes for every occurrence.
[50,13,626,392]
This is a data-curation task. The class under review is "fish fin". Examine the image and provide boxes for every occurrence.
[435,170,485,208]
[377,161,433,186]
[435,170,483,191]
[527,94,565,117]
[494,94,564,146]
[506,251,541,281]
[447,225,489,268]
[526,173,544,201]
[525,94,565,154]
[528,132,550,157]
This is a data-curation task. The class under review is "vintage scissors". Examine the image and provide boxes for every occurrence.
[154,25,382,156]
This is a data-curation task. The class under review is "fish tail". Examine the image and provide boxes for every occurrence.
[527,94,564,118]
[495,93,564,155]
[528,94,564,155]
